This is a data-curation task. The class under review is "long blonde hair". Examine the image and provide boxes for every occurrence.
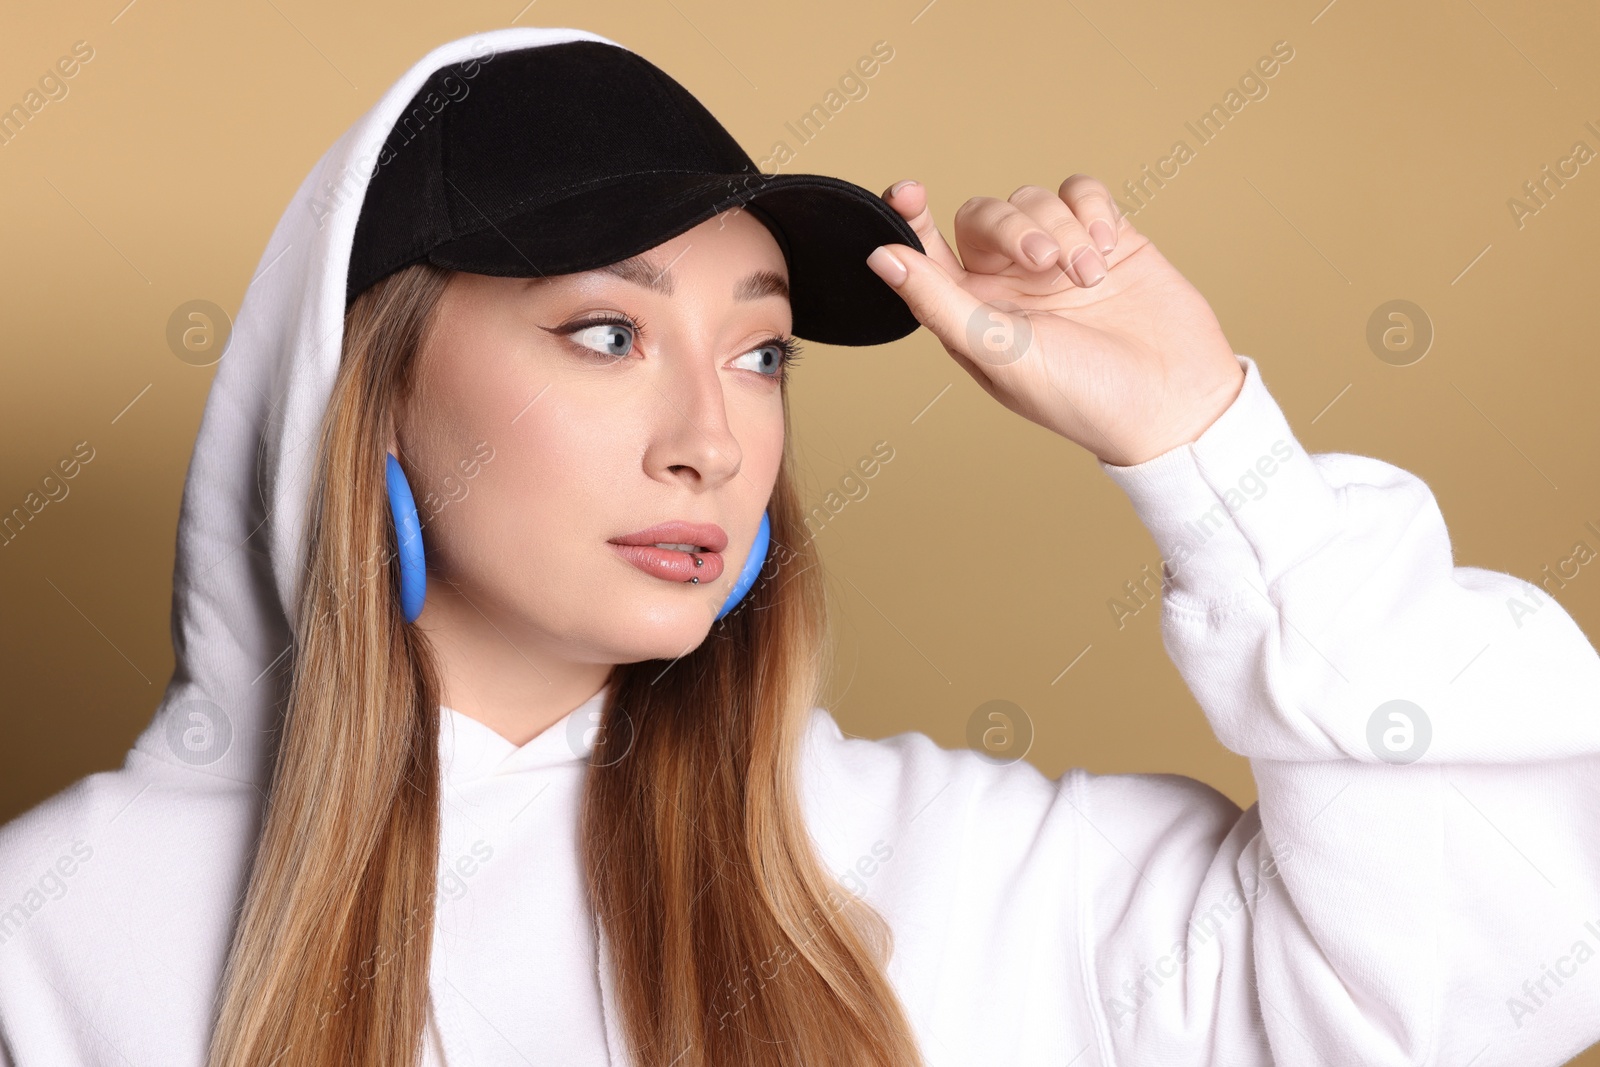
[205,262,926,1066]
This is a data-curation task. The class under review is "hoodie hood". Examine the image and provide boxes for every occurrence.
[128,26,625,792]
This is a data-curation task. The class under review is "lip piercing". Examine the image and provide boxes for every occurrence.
[687,552,704,583]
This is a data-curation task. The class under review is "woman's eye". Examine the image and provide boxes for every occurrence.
[732,342,787,378]
[571,321,634,360]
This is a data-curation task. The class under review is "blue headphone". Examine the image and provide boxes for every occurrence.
[384,452,769,625]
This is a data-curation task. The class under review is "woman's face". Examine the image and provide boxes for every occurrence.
[392,207,792,670]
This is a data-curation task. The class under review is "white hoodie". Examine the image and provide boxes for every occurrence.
[3,24,1600,1067]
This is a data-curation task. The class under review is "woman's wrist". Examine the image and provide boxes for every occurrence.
[1100,355,1248,468]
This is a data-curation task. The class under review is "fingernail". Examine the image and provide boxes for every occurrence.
[1021,231,1058,268]
[1069,245,1106,287]
[888,179,919,198]
[1089,219,1116,255]
[867,245,908,287]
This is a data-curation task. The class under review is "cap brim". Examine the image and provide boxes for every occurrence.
[422,170,927,347]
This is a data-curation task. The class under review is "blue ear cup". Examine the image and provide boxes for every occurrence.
[384,452,427,623]
[716,509,771,621]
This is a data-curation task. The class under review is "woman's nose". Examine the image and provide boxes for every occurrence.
[642,358,744,488]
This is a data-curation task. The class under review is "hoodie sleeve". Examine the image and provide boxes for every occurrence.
[1077,354,1600,1067]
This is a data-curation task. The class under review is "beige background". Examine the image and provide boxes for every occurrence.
[2,0,1598,1061]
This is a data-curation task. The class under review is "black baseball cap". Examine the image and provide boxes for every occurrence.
[347,38,926,347]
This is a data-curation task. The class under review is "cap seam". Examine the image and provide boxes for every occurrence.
[453,167,767,238]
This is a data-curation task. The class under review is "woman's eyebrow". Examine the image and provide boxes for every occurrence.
[732,269,790,303]
[595,254,789,303]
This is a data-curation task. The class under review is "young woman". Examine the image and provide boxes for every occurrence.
[1,24,1598,1067]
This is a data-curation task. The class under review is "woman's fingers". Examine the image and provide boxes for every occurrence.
[950,196,1055,276]
[879,180,965,280]
[951,193,1109,289]
[878,176,1123,290]
[1057,174,1121,257]
[1005,184,1111,289]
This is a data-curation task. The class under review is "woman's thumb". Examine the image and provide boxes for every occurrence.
[866,244,991,363]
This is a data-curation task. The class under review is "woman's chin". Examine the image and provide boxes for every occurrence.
[599,598,721,663]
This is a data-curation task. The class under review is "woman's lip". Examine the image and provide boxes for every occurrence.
[608,521,729,553]
[608,543,726,584]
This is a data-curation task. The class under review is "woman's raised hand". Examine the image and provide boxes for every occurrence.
[866,176,1245,467]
